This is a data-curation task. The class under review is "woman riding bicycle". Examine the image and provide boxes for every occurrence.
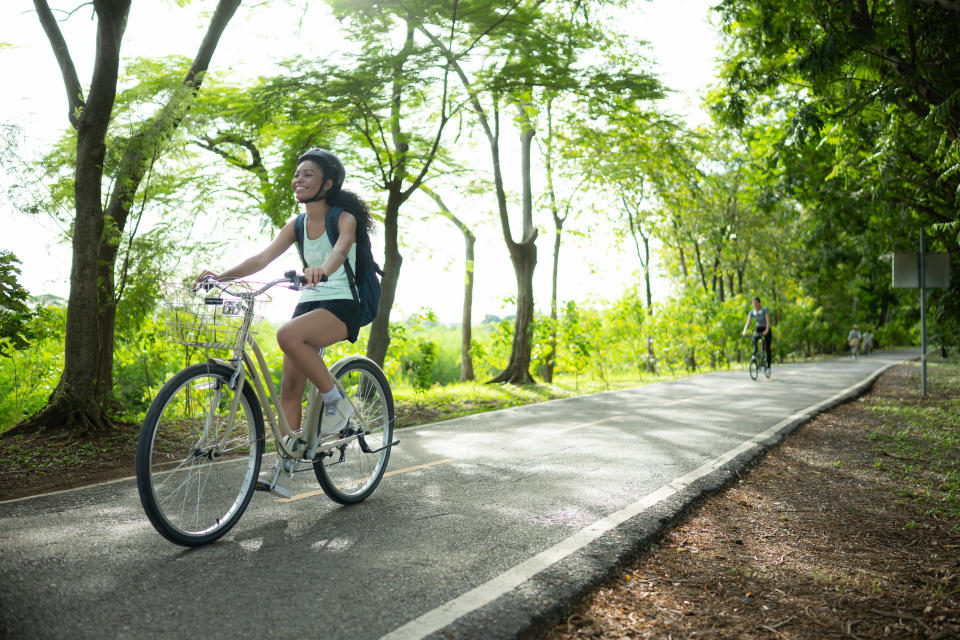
[196,148,374,497]
[742,296,772,377]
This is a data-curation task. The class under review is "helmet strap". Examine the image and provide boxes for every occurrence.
[297,187,327,204]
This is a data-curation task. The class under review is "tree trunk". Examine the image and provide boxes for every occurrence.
[460,233,476,382]
[367,189,403,367]
[693,240,709,293]
[489,118,537,385]
[542,101,566,383]
[670,216,688,279]
[642,237,653,313]
[21,0,128,432]
[420,186,476,381]
[365,20,449,368]
[490,240,537,384]
[543,221,562,382]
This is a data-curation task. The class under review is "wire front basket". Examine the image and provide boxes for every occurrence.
[162,282,263,350]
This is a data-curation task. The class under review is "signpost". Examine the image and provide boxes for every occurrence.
[891,230,951,396]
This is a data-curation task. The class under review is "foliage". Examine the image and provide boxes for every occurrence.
[711,0,960,349]
[0,252,39,357]
[0,305,64,429]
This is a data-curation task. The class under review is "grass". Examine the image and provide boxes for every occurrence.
[866,354,960,525]
[391,369,690,427]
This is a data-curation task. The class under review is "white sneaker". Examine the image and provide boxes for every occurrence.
[765,367,771,377]
[256,460,292,499]
[281,433,308,457]
[320,393,354,436]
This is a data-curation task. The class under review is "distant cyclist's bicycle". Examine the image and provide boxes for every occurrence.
[136,272,397,546]
[748,333,771,380]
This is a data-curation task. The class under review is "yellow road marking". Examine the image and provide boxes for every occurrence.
[560,416,621,433]
[277,457,456,503]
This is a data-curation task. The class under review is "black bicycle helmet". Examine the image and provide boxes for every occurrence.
[296,148,345,203]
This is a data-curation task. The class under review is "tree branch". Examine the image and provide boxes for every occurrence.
[33,0,86,128]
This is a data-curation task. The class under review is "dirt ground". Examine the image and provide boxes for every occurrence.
[2,365,958,639]
[536,364,960,640]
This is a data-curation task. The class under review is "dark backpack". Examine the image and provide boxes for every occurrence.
[293,207,382,326]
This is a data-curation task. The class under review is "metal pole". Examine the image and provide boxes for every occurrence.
[920,228,927,397]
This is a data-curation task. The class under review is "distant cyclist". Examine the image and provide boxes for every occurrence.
[742,296,772,377]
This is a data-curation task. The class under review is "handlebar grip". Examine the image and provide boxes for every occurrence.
[284,269,327,285]
[194,274,218,293]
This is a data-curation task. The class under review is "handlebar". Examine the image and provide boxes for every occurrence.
[196,270,326,300]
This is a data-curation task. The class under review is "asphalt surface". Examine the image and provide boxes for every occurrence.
[0,349,919,640]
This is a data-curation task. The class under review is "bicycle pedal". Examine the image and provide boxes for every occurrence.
[254,480,272,492]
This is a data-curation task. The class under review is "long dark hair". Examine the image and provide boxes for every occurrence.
[328,188,374,239]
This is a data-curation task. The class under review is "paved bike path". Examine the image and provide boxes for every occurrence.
[0,349,918,640]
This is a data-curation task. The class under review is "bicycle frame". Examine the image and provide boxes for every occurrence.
[202,275,361,462]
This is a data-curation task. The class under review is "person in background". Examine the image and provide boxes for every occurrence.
[862,328,873,356]
[742,296,772,377]
[847,324,862,359]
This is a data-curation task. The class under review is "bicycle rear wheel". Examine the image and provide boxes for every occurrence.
[314,357,394,504]
[749,356,760,380]
[137,363,264,546]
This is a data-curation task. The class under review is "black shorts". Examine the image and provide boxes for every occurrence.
[292,299,361,343]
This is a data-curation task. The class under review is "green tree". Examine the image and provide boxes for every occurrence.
[0,252,36,357]
[419,1,632,384]
[24,0,242,431]
[418,184,477,382]
[713,0,959,343]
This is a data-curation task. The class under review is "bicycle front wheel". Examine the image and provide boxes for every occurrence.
[749,356,760,380]
[314,357,394,504]
[136,363,264,546]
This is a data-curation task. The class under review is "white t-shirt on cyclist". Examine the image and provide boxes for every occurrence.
[298,229,357,303]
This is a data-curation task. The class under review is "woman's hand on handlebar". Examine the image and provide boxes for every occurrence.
[195,269,218,284]
[303,266,328,286]
[193,270,220,292]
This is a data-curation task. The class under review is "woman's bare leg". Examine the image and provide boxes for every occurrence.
[276,308,348,394]
[279,354,308,434]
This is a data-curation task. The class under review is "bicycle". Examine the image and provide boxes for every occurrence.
[748,333,771,380]
[136,272,397,547]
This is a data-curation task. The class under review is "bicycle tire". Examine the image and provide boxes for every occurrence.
[749,356,760,380]
[314,357,394,504]
[137,363,264,546]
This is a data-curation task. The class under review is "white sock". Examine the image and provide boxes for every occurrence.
[322,387,342,413]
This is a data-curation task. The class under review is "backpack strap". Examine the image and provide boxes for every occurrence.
[323,206,361,305]
[294,213,308,270]
[323,206,344,246]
